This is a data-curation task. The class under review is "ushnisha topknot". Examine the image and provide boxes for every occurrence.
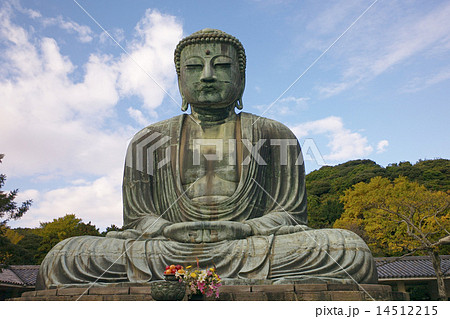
[174,28,246,78]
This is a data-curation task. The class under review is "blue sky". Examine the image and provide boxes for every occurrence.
[1,0,449,230]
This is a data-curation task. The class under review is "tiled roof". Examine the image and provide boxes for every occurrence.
[9,265,40,285]
[0,265,40,287]
[0,268,24,285]
[375,255,450,279]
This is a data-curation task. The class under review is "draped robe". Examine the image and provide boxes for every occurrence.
[36,112,377,289]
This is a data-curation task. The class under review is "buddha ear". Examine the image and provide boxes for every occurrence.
[181,97,189,112]
[178,78,189,112]
[235,76,245,110]
[235,98,243,110]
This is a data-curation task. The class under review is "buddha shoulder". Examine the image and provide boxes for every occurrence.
[240,112,298,139]
[130,115,184,142]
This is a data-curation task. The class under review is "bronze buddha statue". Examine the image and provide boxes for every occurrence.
[36,29,377,289]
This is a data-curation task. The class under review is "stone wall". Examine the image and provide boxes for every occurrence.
[8,283,408,301]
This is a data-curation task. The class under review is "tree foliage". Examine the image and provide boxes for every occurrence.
[0,154,32,227]
[385,159,450,191]
[35,214,100,263]
[307,160,388,228]
[0,232,41,265]
[335,176,449,255]
[335,176,450,300]
[306,159,450,229]
[0,154,33,267]
[12,228,43,264]
[1,215,104,266]
[4,228,24,244]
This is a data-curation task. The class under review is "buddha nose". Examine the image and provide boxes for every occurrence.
[200,63,216,82]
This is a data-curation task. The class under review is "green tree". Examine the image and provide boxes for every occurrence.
[4,228,24,244]
[36,214,100,263]
[0,235,39,265]
[0,236,13,265]
[306,160,385,228]
[0,154,32,227]
[308,198,343,229]
[335,176,450,300]
[386,159,450,191]
[4,228,44,264]
[306,159,450,229]
[0,154,33,267]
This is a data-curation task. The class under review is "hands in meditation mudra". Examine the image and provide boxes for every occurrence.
[37,29,377,289]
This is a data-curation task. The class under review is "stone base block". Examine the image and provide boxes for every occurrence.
[8,283,408,301]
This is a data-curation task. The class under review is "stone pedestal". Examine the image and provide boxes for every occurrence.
[8,283,408,301]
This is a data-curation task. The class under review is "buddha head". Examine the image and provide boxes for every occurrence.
[174,29,246,112]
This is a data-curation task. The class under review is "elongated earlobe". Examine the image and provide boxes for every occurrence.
[181,98,189,112]
[235,98,243,110]
[235,77,245,110]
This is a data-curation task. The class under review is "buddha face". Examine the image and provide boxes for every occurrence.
[179,43,242,109]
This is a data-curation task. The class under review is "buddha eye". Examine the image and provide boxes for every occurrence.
[214,62,232,69]
[213,56,233,70]
[183,57,204,70]
[185,63,203,70]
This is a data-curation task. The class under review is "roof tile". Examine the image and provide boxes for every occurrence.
[0,268,24,285]
[375,255,450,278]
[10,265,40,285]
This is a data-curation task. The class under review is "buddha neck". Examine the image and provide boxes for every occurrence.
[190,105,236,126]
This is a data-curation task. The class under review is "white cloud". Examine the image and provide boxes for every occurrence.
[401,67,450,92]
[253,95,309,116]
[315,2,450,96]
[41,15,93,43]
[9,0,41,18]
[10,0,94,43]
[317,80,357,97]
[0,4,184,228]
[12,171,123,230]
[99,28,125,44]
[278,96,309,106]
[369,4,450,77]
[0,5,182,177]
[291,116,373,161]
[117,9,183,113]
[305,0,364,36]
[127,107,150,126]
[376,140,389,154]
[0,19,125,176]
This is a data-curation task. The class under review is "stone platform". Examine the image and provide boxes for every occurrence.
[9,283,408,301]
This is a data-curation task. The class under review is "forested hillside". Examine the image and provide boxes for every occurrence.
[306,159,449,229]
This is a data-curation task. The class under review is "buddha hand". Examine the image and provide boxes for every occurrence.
[105,227,163,240]
[163,221,252,243]
[275,224,310,235]
[106,229,142,239]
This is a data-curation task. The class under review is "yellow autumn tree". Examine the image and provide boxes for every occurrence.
[335,176,449,300]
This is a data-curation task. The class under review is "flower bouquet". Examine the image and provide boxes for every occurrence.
[174,262,222,299]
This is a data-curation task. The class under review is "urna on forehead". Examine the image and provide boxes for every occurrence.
[174,28,246,77]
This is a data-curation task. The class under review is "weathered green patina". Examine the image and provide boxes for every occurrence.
[36,29,377,289]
